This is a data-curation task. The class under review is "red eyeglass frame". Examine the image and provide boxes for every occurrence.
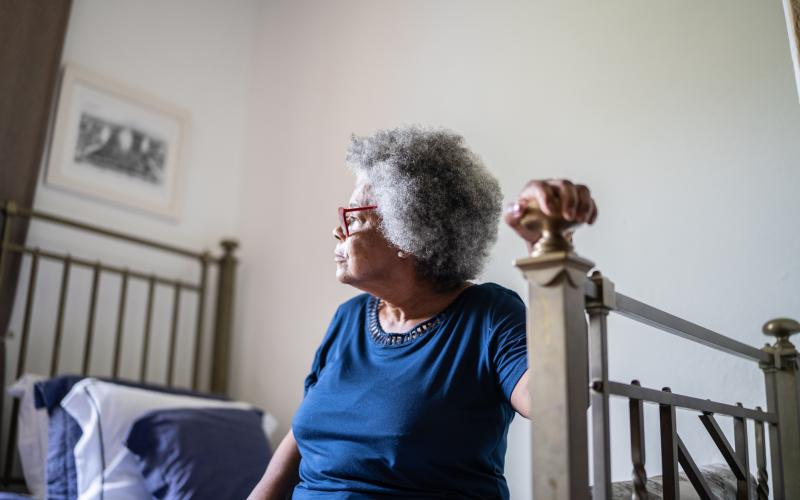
[338,205,378,238]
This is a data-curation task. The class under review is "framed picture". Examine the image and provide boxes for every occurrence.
[45,64,189,219]
[785,0,800,102]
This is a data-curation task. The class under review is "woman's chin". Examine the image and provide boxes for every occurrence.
[335,265,350,283]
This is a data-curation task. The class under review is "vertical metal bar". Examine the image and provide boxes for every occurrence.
[0,201,14,289]
[5,248,38,482]
[192,253,209,390]
[2,400,20,483]
[762,368,785,499]
[629,380,649,499]
[211,239,239,394]
[166,282,181,387]
[733,403,752,500]
[773,358,800,500]
[659,388,679,500]
[515,250,594,500]
[81,262,101,375]
[16,249,39,379]
[50,256,71,375]
[0,204,10,483]
[140,275,156,382]
[587,271,614,500]
[760,318,800,500]
[754,407,769,500]
[111,269,129,378]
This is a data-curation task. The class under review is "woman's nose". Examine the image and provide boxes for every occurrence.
[333,225,345,241]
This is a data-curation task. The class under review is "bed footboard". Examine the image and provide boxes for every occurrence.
[514,205,800,500]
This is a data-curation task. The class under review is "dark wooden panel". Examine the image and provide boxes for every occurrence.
[0,0,72,341]
[0,1,72,481]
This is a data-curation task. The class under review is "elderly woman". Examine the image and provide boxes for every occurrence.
[249,127,597,499]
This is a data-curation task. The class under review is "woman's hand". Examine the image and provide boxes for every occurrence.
[503,179,597,249]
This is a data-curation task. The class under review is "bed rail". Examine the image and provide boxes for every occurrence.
[0,200,239,489]
[515,203,800,500]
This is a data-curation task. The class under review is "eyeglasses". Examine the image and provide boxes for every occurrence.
[338,205,378,238]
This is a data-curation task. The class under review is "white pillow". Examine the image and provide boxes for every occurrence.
[61,378,259,500]
[7,373,47,499]
[262,411,279,443]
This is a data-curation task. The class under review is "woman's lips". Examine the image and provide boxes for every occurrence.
[334,253,346,262]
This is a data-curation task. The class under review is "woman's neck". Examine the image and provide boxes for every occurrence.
[376,281,470,333]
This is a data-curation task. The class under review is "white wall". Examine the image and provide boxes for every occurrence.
[8,0,259,385]
[233,1,800,498]
[40,0,259,249]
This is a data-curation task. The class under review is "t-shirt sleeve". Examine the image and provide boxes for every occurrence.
[303,306,342,397]
[489,289,528,403]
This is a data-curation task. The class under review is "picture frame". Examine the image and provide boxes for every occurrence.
[45,64,189,220]
[785,0,800,102]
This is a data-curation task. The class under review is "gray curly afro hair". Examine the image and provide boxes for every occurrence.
[346,126,502,291]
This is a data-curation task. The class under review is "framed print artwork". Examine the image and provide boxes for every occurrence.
[785,0,800,102]
[45,64,189,219]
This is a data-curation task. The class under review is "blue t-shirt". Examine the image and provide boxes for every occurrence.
[292,283,528,499]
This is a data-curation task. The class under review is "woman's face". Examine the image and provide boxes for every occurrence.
[333,180,402,289]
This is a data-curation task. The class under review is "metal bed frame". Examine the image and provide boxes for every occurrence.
[516,205,800,499]
[0,199,239,491]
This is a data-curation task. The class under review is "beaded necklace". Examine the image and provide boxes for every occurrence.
[368,296,444,347]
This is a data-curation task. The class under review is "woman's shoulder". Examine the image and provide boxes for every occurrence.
[462,282,524,306]
[455,282,525,322]
[454,283,525,343]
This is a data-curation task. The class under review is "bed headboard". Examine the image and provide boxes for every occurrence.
[0,199,239,488]
[515,203,800,500]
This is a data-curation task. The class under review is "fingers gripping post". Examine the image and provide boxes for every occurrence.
[519,200,580,258]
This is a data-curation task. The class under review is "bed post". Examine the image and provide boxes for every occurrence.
[760,318,800,500]
[211,238,239,394]
[514,204,593,500]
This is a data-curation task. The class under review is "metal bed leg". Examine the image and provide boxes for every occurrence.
[629,380,649,500]
[515,250,593,500]
[659,388,680,500]
[587,271,615,500]
[759,318,800,500]
[211,239,238,394]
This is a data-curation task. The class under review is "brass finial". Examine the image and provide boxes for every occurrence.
[220,239,239,255]
[763,318,800,347]
[519,201,581,257]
